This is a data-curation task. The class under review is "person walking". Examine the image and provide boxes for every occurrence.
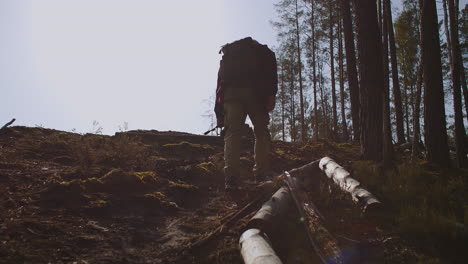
[214,37,278,190]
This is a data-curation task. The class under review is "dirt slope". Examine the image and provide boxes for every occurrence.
[0,126,430,263]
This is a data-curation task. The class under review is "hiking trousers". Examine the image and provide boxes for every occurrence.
[223,99,271,186]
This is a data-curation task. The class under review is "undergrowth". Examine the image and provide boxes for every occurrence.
[352,160,467,262]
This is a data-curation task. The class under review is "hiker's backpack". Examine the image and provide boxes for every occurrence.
[215,37,278,126]
[219,37,278,98]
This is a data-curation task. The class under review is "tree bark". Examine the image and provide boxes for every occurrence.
[281,63,286,142]
[295,0,306,142]
[320,66,329,138]
[386,0,406,144]
[412,62,424,158]
[289,59,297,142]
[382,0,394,168]
[412,0,424,159]
[342,0,361,141]
[447,0,467,167]
[284,171,344,264]
[330,3,338,134]
[338,13,349,141]
[239,229,283,264]
[319,157,381,211]
[461,54,468,125]
[354,0,384,162]
[421,0,450,167]
[247,186,292,235]
[311,0,319,141]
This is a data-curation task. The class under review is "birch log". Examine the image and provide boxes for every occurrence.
[239,228,283,264]
[319,157,381,211]
[190,181,279,250]
[284,172,344,264]
[247,186,292,235]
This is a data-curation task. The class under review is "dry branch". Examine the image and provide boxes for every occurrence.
[1,118,15,130]
[287,159,321,181]
[239,228,283,264]
[284,171,344,264]
[190,181,279,250]
[319,157,381,211]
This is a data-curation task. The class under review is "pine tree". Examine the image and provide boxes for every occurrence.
[421,0,450,167]
[338,10,349,141]
[341,0,360,141]
[386,0,405,144]
[382,0,394,167]
[353,0,384,161]
[447,0,467,167]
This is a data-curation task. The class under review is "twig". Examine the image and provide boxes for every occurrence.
[1,118,15,130]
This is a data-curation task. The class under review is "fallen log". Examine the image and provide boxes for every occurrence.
[284,171,344,264]
[319,157,381,212]
[239,228,283,264]
[287,159,321,180]
[1,118,15,130]
[247,186,291,235]
[190,181,279,250]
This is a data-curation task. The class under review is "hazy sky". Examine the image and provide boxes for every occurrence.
[1,0,277,135]
[1,0,465,135]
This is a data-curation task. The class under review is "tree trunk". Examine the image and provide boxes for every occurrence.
[284,171,344,264]
[421,0,450,167]
[443,0,453,69]
[289,60,297,142]
[330,4,338,135]
[239,229,283,264]
[295,0,306,142]
[404,87,410,141]
[378,0,383,32]
[247,187,292,235]
[386,0,405,144]
[342,0,361,141]
[354,0,384,162]
[320,67,329,138]
[412,60,424,158]
[447,0,467,168]
[319,157,381,212]
[280,63,286,141]
[338,15,349,141]
[382,0,394,168]
[461,55,468,125]
[311,0,319,141]
[453,1,468,126]
[412,0,424,159]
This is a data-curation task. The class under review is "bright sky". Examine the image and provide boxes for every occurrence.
[1,0,465,135]
[1,0,277,135]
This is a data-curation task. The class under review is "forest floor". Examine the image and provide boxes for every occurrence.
[0,126,466,264]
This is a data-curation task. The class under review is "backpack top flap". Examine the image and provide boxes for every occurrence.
[220,37,259,84]
[219,37,278,98]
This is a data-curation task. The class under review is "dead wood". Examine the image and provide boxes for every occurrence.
[284,171,344,264]
[190,181,279,250]
[1,118,15,130]
[247,186,291,235]
[239,228,283,264]
[319,157,381,212]
[287,159,321,181]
